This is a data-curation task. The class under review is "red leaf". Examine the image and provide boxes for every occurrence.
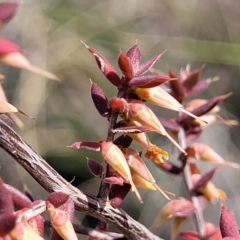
[46,192,70,208]
[136,52,165,76]
[91,82,109,117]
[0,2,19,27]
[126,44,141,74]
[87,158,102,177]
[0,213,16,237]
[179,93,232,123]
[118,51,134,80]
[68,141,100,151]
[113,134,133,148]
[158,117,180,133]
[82,42,122,87]
[4,184,32,209]
[109,184,131,207]
[0,178,14,214]
[220,205,239,239]
[184,77,219,98]
[128,74,173,88]
[0,38,21,56]
[192,166,221,190]
[169,69,185,103]
[182,66,203,89]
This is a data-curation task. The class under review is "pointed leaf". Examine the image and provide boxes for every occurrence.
[136,52,164,76]
[192,166,221,190]
[182,66,203,89]
[179,93,232,122]
[118,51,134,80]
[82,42,122,87]
[0,2,19,27]
[158,117,180,133]
[113,134,133,148]
[220,205,240,239]
[68,141,100,151]
[46,192,70,208]
[91,82,109,117]
[128,74,174,88]
[157,162,183,175]
[104,176,124,185]
[126,43,141,73]
[87,158,102,177]
[0,178,14,214]
[169,69,185,103]
[4,184,32,209]
[109,184,131,207]
[185,77,219,98]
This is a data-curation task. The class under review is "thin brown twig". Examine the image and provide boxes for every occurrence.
[178,127,206,239]
[0,119,162,240]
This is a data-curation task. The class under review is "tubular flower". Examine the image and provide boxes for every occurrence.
[127,120,169,164]
[134,86,206,123]
[100,141,143,203]
[123,148,171,199]
[126,100,186,154]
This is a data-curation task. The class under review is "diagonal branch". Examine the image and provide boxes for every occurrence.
[0,119,162,240]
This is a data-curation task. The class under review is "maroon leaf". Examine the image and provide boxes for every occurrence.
[158,117,180,133]
[113,135,133,148]
[118,51,134,80]
[0,178,13,214]
[179,93,232,123]
[82,42,122,87]
[91,82,109,117]
[192,166,221,190]
[112,125,151,134]
[4,184,32,209]
[220,205,239,239]
[169,69,185,103]
[87,158,102,177]
[0,2,19,27]
[0,38,21,56]
[109,183,131,207]
[182,66,203,89]
[46,192,70,208]
[157,162,183,175]
[128,74,174,88]
[104,176,124,185]
[136,52,165,76]
[184,77,219,98]
[126,44,141,74]
[68,141,100,151]
[0,213,16,237]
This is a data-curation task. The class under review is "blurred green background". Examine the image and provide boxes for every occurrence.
[1,0,240,239]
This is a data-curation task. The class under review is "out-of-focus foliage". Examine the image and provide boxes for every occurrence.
[1,0,240,239]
